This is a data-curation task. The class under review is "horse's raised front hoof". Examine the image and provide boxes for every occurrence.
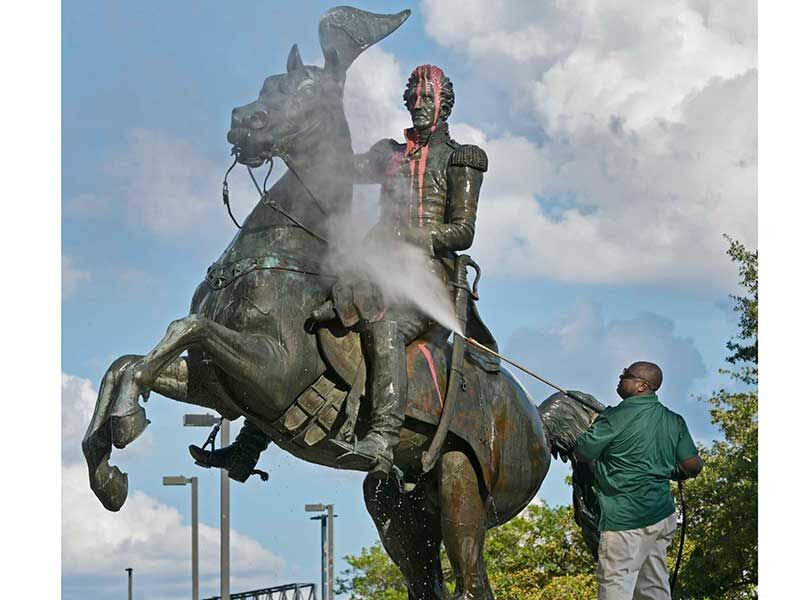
[90,461,129,512]
[110,405,149,449]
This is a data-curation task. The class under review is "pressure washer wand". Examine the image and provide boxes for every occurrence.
[462,336,606,413]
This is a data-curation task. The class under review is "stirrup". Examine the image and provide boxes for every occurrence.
[188,444,267,483]
[331,437,398,476]
[331,438,381,471]
[188,444,216,469]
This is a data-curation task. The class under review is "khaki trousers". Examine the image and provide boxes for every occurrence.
[597,512,677,600]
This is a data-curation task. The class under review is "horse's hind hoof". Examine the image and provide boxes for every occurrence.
[111,405,149,449]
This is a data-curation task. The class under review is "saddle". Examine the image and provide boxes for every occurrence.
[253,258,501,486]
[315,295,499,439]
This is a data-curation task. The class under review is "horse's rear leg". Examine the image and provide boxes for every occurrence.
[439,450,494,600]
[120,314,289,411]
[364,475,449,600]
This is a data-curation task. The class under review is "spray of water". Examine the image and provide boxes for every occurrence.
[324,213,463,335]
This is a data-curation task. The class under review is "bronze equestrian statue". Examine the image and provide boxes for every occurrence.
[82,7,603,599]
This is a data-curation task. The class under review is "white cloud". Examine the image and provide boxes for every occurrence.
[103,128,262,244]
[61,373,99,464]
[62,373,286,594]
[421,0,756,289]
[505,300,710,430]
[107,129,230,238]
[345,46,410,153]
[62,255,91,299]
[62,463,286,580]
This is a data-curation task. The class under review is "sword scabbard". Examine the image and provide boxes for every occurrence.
[421,254,472,474]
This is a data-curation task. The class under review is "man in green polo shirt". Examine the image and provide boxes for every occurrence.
[574,361,703,600]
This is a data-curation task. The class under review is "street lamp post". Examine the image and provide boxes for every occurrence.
[163,475,199,600]
[308,514,327,599]
[184,413,231,600]
[125,567,133,600]
[306,503,336,600]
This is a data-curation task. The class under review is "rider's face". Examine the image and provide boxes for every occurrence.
[409,93,436,130]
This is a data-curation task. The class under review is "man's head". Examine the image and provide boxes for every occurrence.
[403,65,455,131]
[616,361,663,399]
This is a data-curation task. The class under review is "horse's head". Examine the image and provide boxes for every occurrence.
[227,6,411,167]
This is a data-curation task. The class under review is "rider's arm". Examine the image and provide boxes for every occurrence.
[354,138,401,184]
[430,144,487,252]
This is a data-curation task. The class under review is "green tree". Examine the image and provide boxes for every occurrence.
[335,542,407,600]
[675,237,757,599]
[336,502,596,600]
[484,502,596,599]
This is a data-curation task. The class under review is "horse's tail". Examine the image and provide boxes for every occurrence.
[537,391,605,559]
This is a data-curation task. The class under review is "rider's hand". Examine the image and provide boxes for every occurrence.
[402,227,433,253]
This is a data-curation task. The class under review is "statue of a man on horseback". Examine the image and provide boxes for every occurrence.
[193,63,489,478]
[83,7,603,598]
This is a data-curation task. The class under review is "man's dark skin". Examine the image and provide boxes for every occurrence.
[575,361,704,479]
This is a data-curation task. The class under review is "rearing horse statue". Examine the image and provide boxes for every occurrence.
[82,7,603,599]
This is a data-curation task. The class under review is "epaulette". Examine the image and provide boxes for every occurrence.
[369,138,402,156]
[449,144,488,172]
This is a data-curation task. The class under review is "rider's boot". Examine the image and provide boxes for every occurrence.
[335,320,407,477]
[189,419,270,483]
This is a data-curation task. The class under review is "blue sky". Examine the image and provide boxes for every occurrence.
[61,1,756,599]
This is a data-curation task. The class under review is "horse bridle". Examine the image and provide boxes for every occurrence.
[222,148,330,245]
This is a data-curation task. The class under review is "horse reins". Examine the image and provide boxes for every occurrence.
[222,150,329,245]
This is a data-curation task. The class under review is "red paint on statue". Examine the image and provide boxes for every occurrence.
[403,66,447,227]
[428,65,444,127]
[417,144,429,226]
[414,65,424,109]
[408,154,417,224]
[417,343,443,409]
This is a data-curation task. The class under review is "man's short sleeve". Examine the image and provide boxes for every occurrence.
[575,412,616,461]
[675,416,699,462]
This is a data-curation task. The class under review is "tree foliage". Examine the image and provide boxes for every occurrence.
[675,236,758,599]
[335,542,407,600]
[336,502,597,600]
[484,503,596,599]
[722,234,758,383]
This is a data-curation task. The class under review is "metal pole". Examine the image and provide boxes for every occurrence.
[327,504,334,600]
[191,477,199,600]
[320,515,327,600]
[220,419,230,600]
[126,568,133,600]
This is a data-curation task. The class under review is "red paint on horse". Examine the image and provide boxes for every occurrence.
[417,343,443,409]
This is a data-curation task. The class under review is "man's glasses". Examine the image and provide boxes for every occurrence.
[620,369,654,389]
